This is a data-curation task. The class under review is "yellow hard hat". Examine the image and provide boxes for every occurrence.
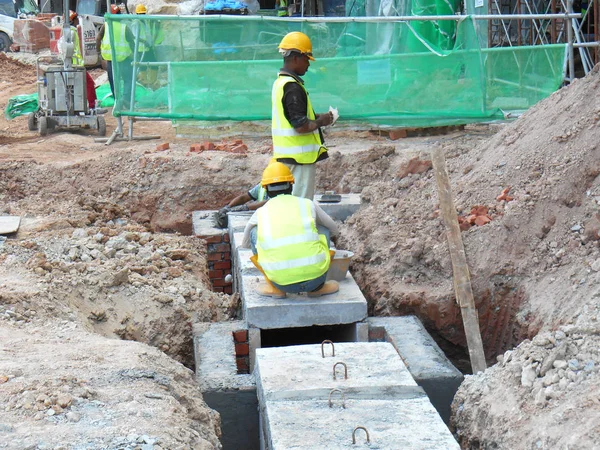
[278,31,315,61]
[261,162,295,187]
[135,4,147,14]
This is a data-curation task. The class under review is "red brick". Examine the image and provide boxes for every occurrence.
[389,129,407,140]
[203,141,215,150]
[201,235,223,244]
[207,253,224,261]
[233,330,248,343]
[213,286,224,292]
[231,144,248,154]
[235,343,249,356]
[474,215,492,226]
[369,327,386,341]
[234,139,243,145]
[223,286,233,295]
[222,252,231,260]
[208,243,231,253]
[213,261,231,270]
[156,142,170,151]
[190,144,204,153]
[209,269,224,279]
[236,357,249,373]
[223,233,230,243]
[212,278,228,287]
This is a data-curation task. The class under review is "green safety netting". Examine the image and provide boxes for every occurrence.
[106,14,566,126]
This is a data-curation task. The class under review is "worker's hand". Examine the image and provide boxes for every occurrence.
[317,112,334,128]
[328,106,339,125]
[216,206,231,229]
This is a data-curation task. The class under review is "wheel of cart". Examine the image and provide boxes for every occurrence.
[27,112,37,131]
[97,115,106,136]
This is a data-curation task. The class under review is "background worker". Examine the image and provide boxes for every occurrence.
[241,162,339,298]
[68,11,97,110]
[96,4,134,108]
[216,182,269,228]
[274,0,289,16]
[272,31,336,200]
[133,3,164,87]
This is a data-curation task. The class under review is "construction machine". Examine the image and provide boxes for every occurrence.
[27,0,105,136]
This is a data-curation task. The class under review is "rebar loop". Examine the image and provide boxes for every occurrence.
[333,361,348,380]
[328,388,346,408]
[352,426,370,444]
[321,339,335,358]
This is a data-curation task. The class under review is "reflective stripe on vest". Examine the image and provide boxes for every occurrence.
[271,76,327,164]
[101,21,132,62]
[136,21,164,52]
[257,195,329,285]
[257,186,267,202]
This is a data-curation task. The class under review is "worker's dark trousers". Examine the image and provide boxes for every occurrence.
[250,225,331,293]
[107,58,133,108]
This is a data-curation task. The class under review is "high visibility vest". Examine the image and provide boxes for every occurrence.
[71,26,83,66]
[271,76,327,164]
[277,0,288,16]
[257,186,267,201]
[257,195,330,286]
[136,21,164,52]
[101,22,132,62]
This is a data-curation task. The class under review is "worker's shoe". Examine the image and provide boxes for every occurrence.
[307,280,339,298]
[257,282,286,299]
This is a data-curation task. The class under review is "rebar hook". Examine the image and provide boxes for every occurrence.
[321,339,335,358]
[333,361,348,380]
[352,426,370,444]
[328,388,346,408]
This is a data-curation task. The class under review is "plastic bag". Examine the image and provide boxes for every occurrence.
[4,93,38,120]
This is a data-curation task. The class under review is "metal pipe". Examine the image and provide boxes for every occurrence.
[567,0,575,82]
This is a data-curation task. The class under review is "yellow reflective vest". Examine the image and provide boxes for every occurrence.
[70,26,83,66]
[271,76,327,164]
[136,20,164,52]
[101,21,132,62]
[257,195,330,286]
[277,0,288,16]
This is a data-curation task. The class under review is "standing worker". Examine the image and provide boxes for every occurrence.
[241,162,339,298]
[68,11,97,109]
[96,4,133,108]
[272,31,337,200]
[133,3,164,88]
[274,0,289,16]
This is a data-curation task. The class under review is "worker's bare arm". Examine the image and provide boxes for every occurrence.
[247,200,267,211]
[294,112,333,133]
[228,193,253,207]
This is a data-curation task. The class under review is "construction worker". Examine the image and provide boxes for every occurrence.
[272,31,336,200]
[241,162,339,298]
[96,4,133,108]
[69,11,97,109]
[133,3,164,87]
[216,182,269,228]
[275,0,289,16]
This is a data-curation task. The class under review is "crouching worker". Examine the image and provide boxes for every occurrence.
[241,162,339,298]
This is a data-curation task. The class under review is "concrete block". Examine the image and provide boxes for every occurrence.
[263,395,459,449]
[314,193,361,223]
[368,316,464,423]
[249,327,261,373]
[354,321,369,342]
[192,210,220,236]
[255,343,417,403]
[241,274,367,329]
[228,212,254,234]
[193,321,259,450]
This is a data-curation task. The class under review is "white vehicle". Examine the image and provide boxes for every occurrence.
[0,0,16,52]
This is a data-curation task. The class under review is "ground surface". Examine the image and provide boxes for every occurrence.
[2,52,600,449]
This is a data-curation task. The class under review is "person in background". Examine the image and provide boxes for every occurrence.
[241,162,339,298]
[69,11,97,109]
[96,4,134,108]
[274,0,289,16]
[133,3,164,87]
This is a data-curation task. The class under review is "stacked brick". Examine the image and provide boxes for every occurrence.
[198,231,233,294]
[232,329,250,374]
[13,19,51,53]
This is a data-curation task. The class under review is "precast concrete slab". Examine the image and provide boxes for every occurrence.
[241,274,367,329]
[263,395,460,450]
[255,342,459,450]
[193,321,259,450]
[368,316,464,423]
[314,193,361,223]
[255,343,417,403]
[228,212,254,234]
[192,210,219,236]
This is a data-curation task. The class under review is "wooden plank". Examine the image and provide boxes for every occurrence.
[431,146,487,374]
[0,216,21,235]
